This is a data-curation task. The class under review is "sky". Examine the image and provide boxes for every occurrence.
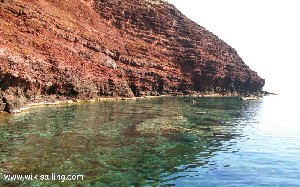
[167,0,300,95]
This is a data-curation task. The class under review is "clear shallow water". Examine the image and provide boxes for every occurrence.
[0,96,299,186]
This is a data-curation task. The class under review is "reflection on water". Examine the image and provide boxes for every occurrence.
[0,96,300,186]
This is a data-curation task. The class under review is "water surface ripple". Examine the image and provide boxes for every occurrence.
[0,96,299,186]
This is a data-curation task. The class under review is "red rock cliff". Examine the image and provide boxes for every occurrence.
[0,0,264,112]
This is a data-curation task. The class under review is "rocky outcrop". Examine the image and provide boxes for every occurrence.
[0,0,264,112]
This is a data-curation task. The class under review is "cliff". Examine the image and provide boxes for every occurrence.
[0,0,264,112]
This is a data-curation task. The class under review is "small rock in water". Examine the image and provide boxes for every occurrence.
[173,115,184,120]
[200,127,211,131]
[183,99,197,103]
[195,111,207,115]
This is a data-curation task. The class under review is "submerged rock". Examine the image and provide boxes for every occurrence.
[183,99,197,103]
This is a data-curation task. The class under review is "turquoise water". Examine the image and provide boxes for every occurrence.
[0,96,299,186]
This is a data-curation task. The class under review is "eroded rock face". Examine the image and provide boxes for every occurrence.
[0,0,264,112]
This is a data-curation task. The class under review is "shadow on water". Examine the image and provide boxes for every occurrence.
[0,97,262,186]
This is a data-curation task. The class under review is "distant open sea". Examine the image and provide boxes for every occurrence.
[0,95,299,186]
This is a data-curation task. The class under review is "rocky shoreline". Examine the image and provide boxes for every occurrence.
[0,91,274,114]
[1,94,168,113]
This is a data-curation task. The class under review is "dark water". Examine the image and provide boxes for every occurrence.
[0,96,299,186]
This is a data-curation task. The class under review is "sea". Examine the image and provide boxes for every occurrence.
[0,95,299,186]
